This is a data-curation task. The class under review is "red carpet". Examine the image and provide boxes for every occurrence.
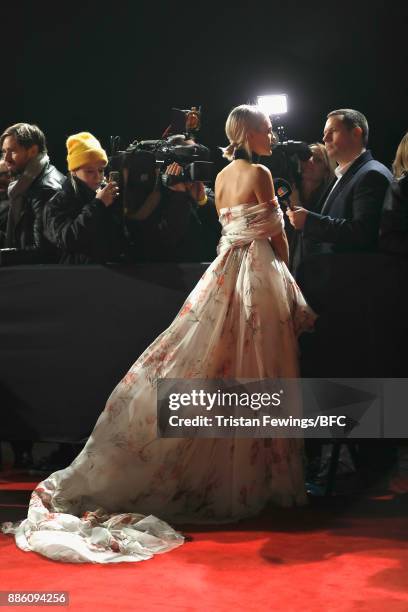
[1,469,408,611]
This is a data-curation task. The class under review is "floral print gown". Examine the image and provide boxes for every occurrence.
[2,199,316,563]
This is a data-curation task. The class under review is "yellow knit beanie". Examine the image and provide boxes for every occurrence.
[66,132,108,171]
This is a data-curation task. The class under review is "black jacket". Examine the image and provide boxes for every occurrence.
[288,180,332,275]
[379,173,408,256]
[303,151,393,253]
[0,162,66,265]
[43,175,124,264]
[126,187,220,263]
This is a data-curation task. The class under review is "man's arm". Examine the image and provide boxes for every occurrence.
[32,188,66,250]
[303,170,391,248]
[123,167,162,221]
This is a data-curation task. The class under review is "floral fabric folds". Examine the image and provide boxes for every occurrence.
[2,199,316,563]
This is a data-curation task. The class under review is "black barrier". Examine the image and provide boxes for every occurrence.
[0,264,206,441]
[0,254,407,441]
[297,252,408,378]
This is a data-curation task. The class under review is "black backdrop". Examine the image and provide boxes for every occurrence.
[3,2,408,175]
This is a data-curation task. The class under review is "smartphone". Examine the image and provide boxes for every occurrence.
[108,171,120,183]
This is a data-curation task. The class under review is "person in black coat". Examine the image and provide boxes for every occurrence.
[123,136,220,263]
[286,109,392,254]
[287,110,395,487]
[0,123,66,265]
[380,131,408,256]
[33,133,122,473]
[288,142,336,273]
[0,125,66,466]
[44,132,123,264]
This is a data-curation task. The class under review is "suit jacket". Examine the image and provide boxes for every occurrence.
[303,150,392,253]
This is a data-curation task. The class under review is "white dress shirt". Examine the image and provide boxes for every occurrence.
[323,150,366,205]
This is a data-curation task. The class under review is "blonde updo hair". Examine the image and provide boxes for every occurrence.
[392,132,408,179]
[222,104,268,161]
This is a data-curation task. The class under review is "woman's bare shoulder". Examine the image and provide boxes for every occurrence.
[251,164,273,187]
[215,163,232,184]
[252,163,272,177]
[216,165,228,180]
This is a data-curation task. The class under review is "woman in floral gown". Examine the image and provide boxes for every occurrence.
[2,106,316,563]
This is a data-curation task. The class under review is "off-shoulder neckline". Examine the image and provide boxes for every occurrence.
[218,198,279,215]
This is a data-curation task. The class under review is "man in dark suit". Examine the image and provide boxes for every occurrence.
[287,108,392,252]
[287,110,395,489]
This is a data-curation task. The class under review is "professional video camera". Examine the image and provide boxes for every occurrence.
[110,106,213,186]
[130,135,213,187]
[108,107,214,218]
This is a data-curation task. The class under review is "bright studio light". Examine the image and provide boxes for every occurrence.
[257,94,288,116]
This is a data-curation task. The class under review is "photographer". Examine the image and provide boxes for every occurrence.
[43,132,124,264]
[124,134,220,262]
[287,142,336,274]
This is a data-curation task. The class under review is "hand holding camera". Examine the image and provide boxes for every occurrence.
[164,163,206,203]
[165,162,188,192]
[96,171,120,207]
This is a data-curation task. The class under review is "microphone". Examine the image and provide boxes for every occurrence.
[273,177,292,205]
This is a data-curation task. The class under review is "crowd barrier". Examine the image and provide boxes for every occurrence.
[1,254,407,441]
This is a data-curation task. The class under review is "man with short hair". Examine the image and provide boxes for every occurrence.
[0,124,66,467]
[287,108,392,252]
[0,123,65,265]
[287,110,395,487]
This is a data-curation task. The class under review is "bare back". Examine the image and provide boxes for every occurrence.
[215,159,275,213]
[215,159,288,265]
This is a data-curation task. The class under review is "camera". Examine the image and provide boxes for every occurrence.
[125,107,213,186]
[133,136,213,187]
[267,140,312,189]
[110,106,213,186]
[108,106,214,218]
